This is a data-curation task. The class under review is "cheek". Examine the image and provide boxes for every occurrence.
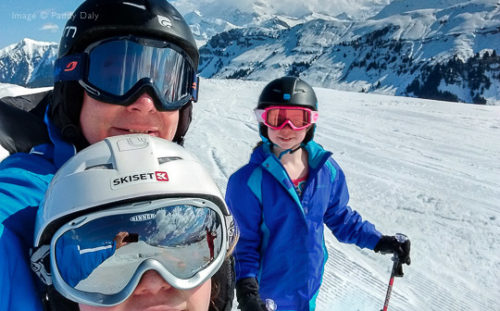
[161,111,180,140]
[296,129,308,141]
[187,280,211,311]
[79,304,118,311]
[80,101,98,143]
[80,94,114,144]
[267,128,279,141]
[80,107,108,144]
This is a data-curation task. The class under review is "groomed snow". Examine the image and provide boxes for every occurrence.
[1,79,499,310]
[185,78,500,311]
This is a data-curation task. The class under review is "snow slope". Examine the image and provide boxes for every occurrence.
[184,79,500,311]
[0,83,51,97]
[1,79,499,310]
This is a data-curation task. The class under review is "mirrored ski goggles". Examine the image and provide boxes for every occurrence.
[49,197,234,307]
[255,106,319,130]
[54,36,199,111]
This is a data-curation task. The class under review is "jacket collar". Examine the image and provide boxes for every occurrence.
[30,106,76,169]
[250,140,332,169]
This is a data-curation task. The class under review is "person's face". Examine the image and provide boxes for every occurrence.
[80,92,180,144]
[267,124,308,152]
[79,271,211,311]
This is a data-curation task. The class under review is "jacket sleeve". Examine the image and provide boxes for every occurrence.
[0,227,44,311]
[56,234,116,287]
[0,154,56,311]
[225,166,263,281]
[323,159,382,250]
[0,153,55,246]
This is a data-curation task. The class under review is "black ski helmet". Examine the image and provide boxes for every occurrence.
[51,0,199,149]
[257,76,318,143]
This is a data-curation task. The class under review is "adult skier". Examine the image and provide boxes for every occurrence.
[32,134,238,310]
[0,1,234,310]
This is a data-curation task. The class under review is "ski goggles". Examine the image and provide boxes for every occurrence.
[254,106,319,130]
[48,197,234,307]
[54,36,199,111]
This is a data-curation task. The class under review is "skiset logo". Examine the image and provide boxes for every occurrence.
[111,171,169,189]
[155,171,169,181]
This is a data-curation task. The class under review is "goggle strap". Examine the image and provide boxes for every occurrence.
[254,109,265,123]
[54,53,86,83]
[30,245,53,286]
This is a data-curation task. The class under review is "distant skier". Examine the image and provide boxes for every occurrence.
[225,76,411,311]
[206,226,217,260]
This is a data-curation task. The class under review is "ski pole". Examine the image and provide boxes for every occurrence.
[380,233,408,311]
[381,255,400,311]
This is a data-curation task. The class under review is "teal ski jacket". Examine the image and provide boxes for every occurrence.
[225,141,382,311]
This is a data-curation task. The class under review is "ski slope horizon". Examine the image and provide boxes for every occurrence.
[1,79,499,310]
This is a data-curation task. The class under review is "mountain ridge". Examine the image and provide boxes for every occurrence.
[198,0,499,104]
[0,0,498,104]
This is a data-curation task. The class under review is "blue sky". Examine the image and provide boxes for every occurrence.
[0,0,382,49]
[0,0,186,48]
[0,0,82,48]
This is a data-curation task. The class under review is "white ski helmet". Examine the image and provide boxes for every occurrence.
[34,133,235,249]
[33,134,237,307]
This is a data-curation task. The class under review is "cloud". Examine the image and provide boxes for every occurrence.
[40,23,59,32]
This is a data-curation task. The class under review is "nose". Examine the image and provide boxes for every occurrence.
[281,121,295,131]
[126,92,157,114]
[133,271,172,296]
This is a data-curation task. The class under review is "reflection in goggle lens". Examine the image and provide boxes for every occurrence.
[55,205,222,295]
[266,108,311,128]
[84,38,195,110]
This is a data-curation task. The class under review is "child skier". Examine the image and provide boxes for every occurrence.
[225,76,411,311]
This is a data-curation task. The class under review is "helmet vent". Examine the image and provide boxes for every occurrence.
[158,156,182,164]
[85,163,114,170]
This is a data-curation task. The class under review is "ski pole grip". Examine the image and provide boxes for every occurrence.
[391,253,405,277]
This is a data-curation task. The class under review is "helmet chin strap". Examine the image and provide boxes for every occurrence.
[274,144,303,159]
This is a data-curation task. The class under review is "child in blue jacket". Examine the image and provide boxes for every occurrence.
[225,76,411,311]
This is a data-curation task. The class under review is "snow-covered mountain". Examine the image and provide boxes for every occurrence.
[199,0,500,104]
[175,0,391,45]
[1,79,498,310]
[0,0,498,104]
[0,38,57,87]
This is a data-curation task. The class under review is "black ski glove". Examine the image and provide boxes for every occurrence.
[374,235,411,266]
[236,278,267,311]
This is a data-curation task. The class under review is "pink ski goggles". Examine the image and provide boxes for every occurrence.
[255,106,319,131]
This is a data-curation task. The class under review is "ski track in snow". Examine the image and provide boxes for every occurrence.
[1,80,499,310]
[185,79,499,311]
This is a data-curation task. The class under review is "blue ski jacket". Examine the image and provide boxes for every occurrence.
[0,107,76,311]
[225,141,382,311]
[56,234,116,287]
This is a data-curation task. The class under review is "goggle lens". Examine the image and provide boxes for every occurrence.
[266,108,310,128]
[51,198,226,304]
[255,106,318,131]
[54,37,198,111]
[87,39,194,108]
